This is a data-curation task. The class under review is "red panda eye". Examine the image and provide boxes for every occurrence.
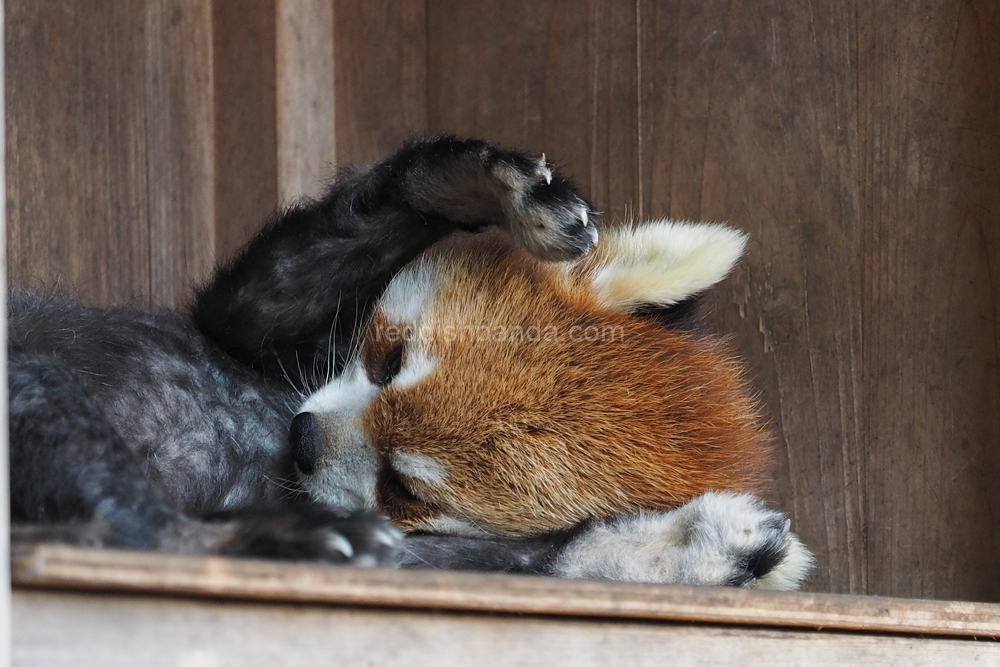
[376,345,404,387]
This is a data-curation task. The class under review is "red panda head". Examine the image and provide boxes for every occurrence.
[296,219,771,537]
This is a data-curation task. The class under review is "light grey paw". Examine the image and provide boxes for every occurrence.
[553,492,813,590]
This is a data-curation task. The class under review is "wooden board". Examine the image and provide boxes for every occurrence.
[276,0,335,203]
[145,0,215,307]
[332,0,427,165]
[12,545,1000,639]
[7,1,152,304]
[14,589,1000,667]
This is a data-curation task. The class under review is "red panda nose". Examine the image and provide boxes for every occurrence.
[289,412,320,475]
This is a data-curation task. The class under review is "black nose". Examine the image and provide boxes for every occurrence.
[289,412,320,475]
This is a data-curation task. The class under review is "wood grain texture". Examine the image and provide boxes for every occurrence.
[7,1,152,304]
[13,545,1000,638]
[6,0,216,307]
[145,0,215,306]
[332,0,426,165]
[211,0,279,263]
[853,0,1000,602]
[14,589,1000,667]
[426,0,640,219]
[276,0,335,202]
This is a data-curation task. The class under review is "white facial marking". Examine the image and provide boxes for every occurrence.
[299,360,376,415]
[392,348,437,390]
[298,255,448,511]
[579,206,589,227]
[379,258,444,326]
[391,449,449,488]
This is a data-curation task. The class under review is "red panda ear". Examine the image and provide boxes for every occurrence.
[574,219,748,311]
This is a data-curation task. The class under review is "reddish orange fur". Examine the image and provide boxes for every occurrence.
[363,233,772,536]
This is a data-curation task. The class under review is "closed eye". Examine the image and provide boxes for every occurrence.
[376,345,404,387]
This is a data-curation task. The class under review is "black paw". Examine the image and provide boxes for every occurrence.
[399,135,598,261]
[219,507,402,567]
[487,149,598,261]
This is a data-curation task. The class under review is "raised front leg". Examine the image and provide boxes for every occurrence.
[193,135,596,385]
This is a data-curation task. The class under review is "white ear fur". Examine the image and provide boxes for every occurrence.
[583,219,747,311]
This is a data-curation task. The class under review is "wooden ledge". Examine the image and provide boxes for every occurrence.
[11,544,1000,638]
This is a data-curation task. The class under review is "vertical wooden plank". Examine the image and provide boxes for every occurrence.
[856,0,1000,601]
[7,0,218,306]
[211,0,278,262]
[6,1,152,305]
[276,0,335,203]
[426,0,638,221]
[533,1,595,201]
[640,0,866,597]
[583,0,639,220]
[426,0,550,149]
[637,0,1000,601]
[145,0,215,306]
[333,0,426,165]
[636,0,726,222]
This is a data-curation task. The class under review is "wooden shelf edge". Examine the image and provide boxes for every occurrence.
[11,544,1000,638]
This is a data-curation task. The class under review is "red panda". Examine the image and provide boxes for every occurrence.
[296,218,773,538]
[11,135,808,588]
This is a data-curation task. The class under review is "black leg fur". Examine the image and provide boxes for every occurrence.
[9,136,597,569]
[192,135,596,386]
[399,527,587,574]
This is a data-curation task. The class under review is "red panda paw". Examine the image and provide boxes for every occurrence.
[207,508,403,567]
[550,492,814,591]
[488,151,598,261]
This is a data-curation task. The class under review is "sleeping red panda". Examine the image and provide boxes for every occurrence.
[293,217,806,582]
[11,135,810,589]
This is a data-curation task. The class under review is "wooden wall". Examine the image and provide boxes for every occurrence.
[6,0,1000,601]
